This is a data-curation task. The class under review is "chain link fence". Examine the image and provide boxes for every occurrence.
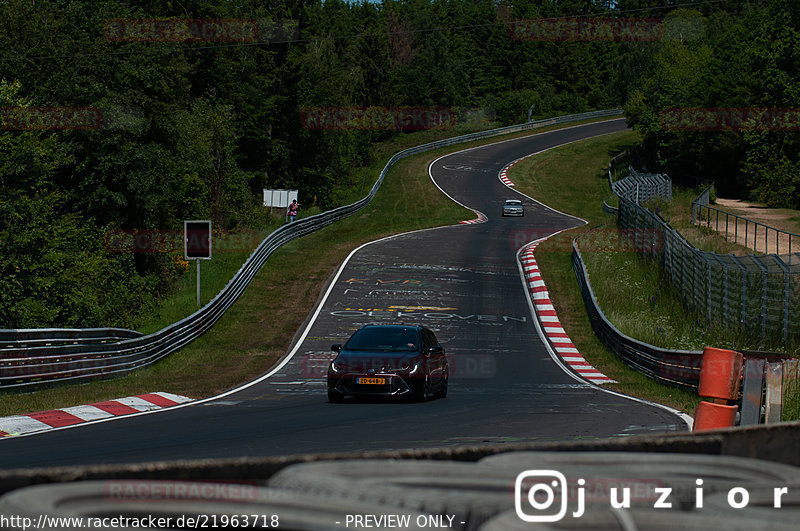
[612,162,800,342]
[571,240,702,389]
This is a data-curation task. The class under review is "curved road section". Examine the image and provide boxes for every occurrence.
[0,119,686,470]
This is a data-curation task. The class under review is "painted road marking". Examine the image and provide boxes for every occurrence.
[460,211,487,224]
[0,393,193,438]
[519,242,616,385]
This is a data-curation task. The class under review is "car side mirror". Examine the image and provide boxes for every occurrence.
[331,344,342,353]
[428,345,443,356]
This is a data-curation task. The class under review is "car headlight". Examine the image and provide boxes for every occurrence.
[330,360,345,373]
[392,361,419,375]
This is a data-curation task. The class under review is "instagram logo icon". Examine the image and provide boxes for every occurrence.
[515,470,584,522]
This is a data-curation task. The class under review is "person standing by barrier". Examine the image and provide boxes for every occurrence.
[287,199,299,223]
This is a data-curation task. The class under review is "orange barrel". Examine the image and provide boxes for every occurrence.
[693,401,738,431]
[697,347,743,401]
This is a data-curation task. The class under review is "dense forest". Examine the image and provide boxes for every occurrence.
[0,0,794,329]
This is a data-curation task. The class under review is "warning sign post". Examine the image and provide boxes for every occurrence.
[184,220,212,306]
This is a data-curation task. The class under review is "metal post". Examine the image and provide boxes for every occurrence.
[765,362,784,423]
[196,259,201,306]
[731,255,747,327]
[740,358,766,425]
[725,212,729,241]
[745,219,748,249]
[714,254,729,325]
[754,258,768,337]
[774,255,790,340]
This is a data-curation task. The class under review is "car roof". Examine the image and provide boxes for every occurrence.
[504,199,522,203]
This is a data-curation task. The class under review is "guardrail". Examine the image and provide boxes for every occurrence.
[605,155,800,341]
[0,109,624,390]
[572,238,794,394]
[571,238,702,389]
[0,329,142,350]
[602,152,629,214]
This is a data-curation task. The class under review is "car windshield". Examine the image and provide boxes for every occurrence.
[505,200,522,206]
[344,327,419,351]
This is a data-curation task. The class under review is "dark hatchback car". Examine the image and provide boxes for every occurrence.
[327,324,448,403]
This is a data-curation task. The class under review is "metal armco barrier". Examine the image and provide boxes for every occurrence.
[571,239,702,389]
[0,328,142,349]
[611,165,672,204]
[0,109,624,390]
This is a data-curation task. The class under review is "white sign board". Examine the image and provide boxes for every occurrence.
[263,189,298,208]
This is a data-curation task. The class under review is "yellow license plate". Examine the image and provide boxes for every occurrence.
[357,377,385,385]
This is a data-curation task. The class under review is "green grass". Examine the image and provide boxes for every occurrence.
[657,188,753,256]
[133,116,618,334]
[508,131,800,419]
[508,130,702,415]
[0,117,616,417]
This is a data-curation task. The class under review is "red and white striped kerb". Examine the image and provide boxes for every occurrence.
[460,211,488,224]
[0,392,193,438]
[520,243,615,384]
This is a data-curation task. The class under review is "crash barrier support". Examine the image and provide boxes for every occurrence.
[571,239,702,389]
[0,109,624,390]
[573,238,794,405]
[693,347,743,431]
[740,356,800,426]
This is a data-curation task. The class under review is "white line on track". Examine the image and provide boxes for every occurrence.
[8,118,690,436]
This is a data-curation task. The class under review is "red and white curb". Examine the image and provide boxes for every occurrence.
[0,392,193,438]
[460,211,487,224]
[498,153,537,187]
[520,243,616,385]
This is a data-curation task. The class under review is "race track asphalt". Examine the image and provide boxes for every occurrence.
[0,119,688,470]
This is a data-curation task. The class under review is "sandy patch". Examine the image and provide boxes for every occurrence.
[696,198,800,256]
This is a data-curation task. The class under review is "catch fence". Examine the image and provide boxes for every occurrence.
[610,162,800,341]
